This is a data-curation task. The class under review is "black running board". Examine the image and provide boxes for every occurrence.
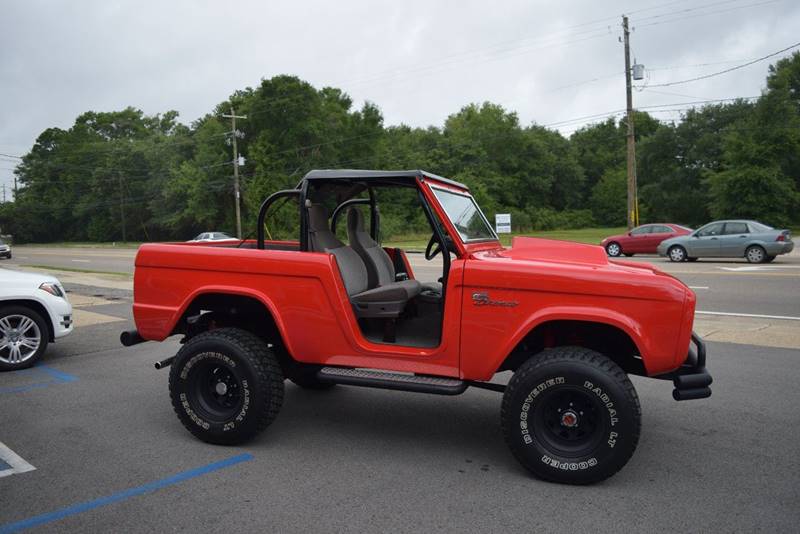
[317,367,468,395]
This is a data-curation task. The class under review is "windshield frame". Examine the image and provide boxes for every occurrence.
[428,183,499,244]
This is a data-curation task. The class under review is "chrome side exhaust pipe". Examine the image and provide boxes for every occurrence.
[154,356,175,370]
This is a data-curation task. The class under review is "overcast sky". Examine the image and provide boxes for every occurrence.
[2,0,799,197]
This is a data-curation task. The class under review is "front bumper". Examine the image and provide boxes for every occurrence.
[660,332,713,400]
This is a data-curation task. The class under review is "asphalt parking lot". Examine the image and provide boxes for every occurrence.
[1,247,799,532]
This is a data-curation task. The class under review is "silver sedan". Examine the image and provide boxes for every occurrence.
[657,220,794,263]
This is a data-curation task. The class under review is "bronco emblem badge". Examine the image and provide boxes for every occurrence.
[472,292,519,307]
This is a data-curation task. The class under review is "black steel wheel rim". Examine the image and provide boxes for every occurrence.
[532,386,608,457]
[187,359,244,423]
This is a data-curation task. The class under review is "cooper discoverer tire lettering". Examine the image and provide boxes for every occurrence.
[501,346,641,485]
[169,328,284,444]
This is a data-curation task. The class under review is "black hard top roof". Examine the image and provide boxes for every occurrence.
[302,169,468,190]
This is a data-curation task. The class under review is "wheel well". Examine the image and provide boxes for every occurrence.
[500,320,646,376]
[173,293,292,366]
[0,300,55,341]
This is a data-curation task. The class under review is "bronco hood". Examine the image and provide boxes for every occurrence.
[498,237,609,266]
[479,236,667,276]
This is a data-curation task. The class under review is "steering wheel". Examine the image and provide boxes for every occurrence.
[425,234,443,260]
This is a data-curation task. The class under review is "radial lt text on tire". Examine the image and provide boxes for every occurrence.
[501,346,641,485]
[169,327,284,445]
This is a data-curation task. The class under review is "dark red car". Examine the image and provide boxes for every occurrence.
[601,223,692,257]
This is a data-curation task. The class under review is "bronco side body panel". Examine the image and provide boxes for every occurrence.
[133,172,696,382]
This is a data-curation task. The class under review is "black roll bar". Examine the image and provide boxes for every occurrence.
[256,189,301,250]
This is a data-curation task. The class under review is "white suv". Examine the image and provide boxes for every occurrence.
[0,268,73,371]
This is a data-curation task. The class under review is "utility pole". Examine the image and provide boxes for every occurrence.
[118,172,126,242]
[222,107,247,239]
[2,184,6,203]
[622,15,639,230]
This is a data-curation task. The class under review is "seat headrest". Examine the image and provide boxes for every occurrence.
[308,204,330,232]
[347,207,365,234]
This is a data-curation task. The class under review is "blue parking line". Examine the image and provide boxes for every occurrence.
[35,365,78,383]
[0,364,77,395]
[0,453,254,533]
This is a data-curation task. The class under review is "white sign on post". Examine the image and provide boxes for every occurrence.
[495,213,511,234]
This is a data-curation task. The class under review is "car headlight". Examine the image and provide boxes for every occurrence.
[39,282,64,297]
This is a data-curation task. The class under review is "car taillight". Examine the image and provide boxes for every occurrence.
[776,234,785,242]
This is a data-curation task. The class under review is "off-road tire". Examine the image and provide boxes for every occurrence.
[745,245,767,264]
[169,327,284,445]
[0,305,49,372]
[605,242,622,257]
[501,346,641,485]
[668,245,687,262]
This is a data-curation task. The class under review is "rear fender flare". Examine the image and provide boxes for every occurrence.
[171,285,293,354]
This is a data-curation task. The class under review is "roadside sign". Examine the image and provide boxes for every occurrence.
[495,213,511,234]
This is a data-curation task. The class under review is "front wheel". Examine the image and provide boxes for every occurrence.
[0,306,49,371]
[169,328,284,444]
[668,245,687,262]
[501,347,641,485]
[605,242,622,257]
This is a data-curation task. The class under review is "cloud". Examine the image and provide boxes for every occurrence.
[2,0,799,194]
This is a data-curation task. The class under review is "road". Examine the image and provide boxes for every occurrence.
[0,305,798,532]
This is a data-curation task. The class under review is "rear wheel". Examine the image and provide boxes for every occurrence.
[746,245,767,263]
[169,328,284,444]
[668,245,687,262]
[0,306,49,372]
[605,242,622,257]
[501,347,641,485]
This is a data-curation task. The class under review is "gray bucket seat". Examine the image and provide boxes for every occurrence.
[308,204,420,318]
[347,207,441,296]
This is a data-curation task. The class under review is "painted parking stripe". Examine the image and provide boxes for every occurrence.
[696,310,800,321]
[0,442,36,479]
[0,453,253,533]
[0,365,78,395]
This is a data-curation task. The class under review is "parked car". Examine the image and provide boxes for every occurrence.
[0,239,11,259]
[122,169,712,485]
[601,223,692,257]
[658,220,794,263]
[188,232,234,242]
[0,268,73,371]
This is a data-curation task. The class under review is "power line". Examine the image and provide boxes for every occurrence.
[634,0,783,28]
[645,41,800,87]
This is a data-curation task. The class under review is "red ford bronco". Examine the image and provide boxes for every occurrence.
[122,169,712,484]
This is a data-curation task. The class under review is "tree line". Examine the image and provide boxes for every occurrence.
[1,53,798,243]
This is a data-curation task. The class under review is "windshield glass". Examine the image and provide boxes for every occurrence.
[430,186,497,242]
